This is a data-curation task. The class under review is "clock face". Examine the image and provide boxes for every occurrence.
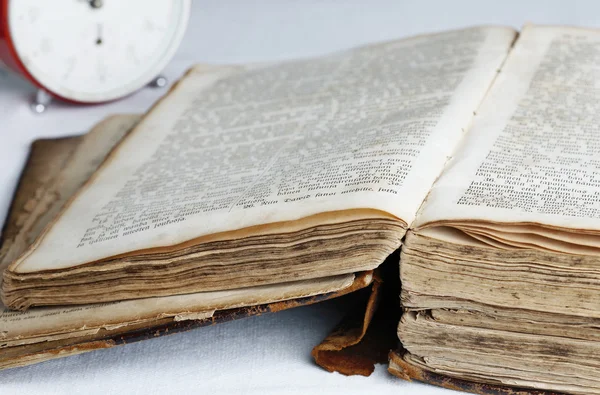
[6,0,190,103]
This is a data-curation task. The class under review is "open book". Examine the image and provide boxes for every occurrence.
[2,24,599,394]
[2,26,513,309]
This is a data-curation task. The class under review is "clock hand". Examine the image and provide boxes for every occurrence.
[96,23,103,46]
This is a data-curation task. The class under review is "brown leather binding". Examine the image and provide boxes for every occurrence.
[312,254,401,377]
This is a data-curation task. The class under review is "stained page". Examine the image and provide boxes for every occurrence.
[415,25,600,231]
[11,27,515,273]
[0,274,355,345]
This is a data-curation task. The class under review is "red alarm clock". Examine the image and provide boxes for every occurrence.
[0,0,190,108]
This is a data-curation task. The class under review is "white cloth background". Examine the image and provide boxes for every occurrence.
[1,1,599,394]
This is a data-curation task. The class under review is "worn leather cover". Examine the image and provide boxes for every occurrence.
[312,253,400,377]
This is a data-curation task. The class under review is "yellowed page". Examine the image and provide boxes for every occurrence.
[13,27,515,273]
[0,273,355,346]
[415,25,600,231]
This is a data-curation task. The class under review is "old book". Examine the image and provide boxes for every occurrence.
[1,26,515,310]
[4,23,597,393]
[390,25,600,395]
[0,114,375,369]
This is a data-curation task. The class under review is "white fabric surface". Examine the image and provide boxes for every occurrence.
[1,1,599,394]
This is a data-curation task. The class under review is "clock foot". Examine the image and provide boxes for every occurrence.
[31,89,53,114]
[149,75,168,88]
